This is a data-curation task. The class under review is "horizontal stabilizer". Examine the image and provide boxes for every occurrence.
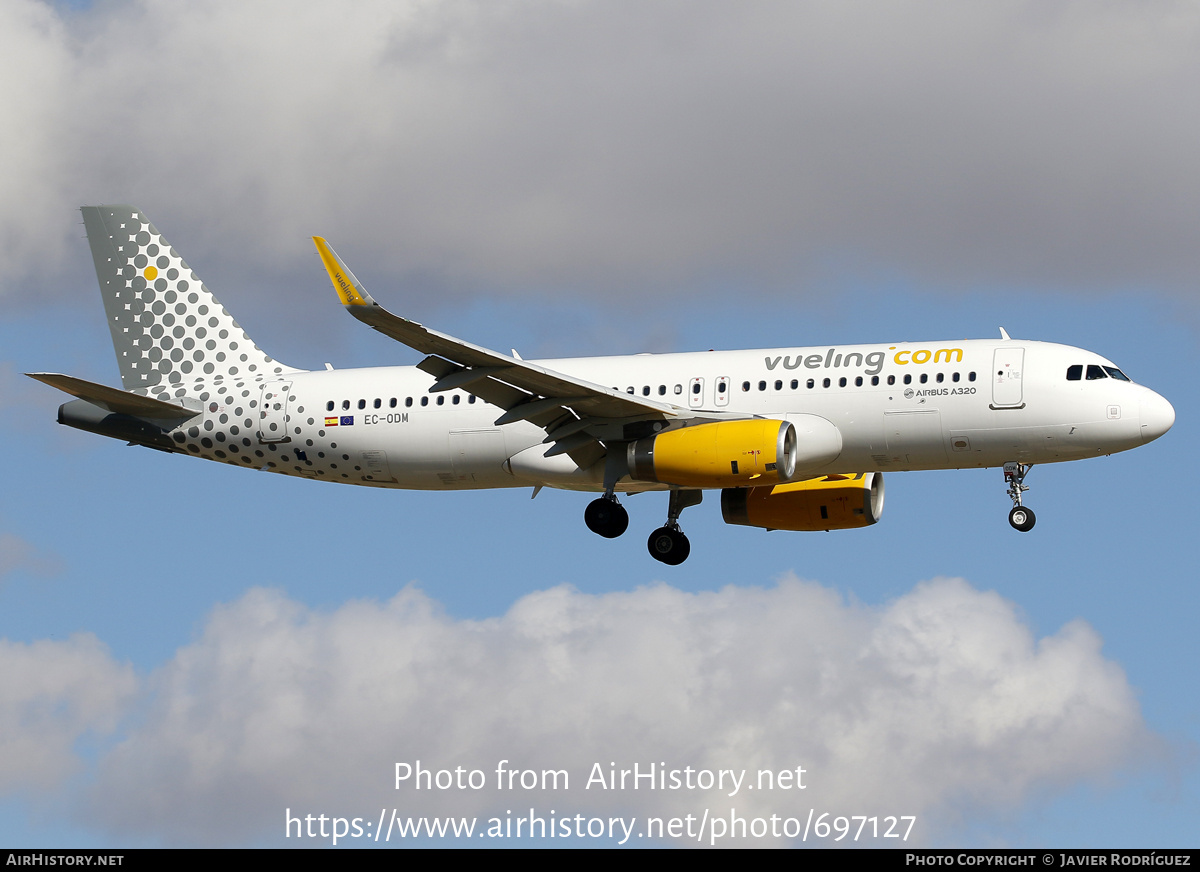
[26,373,199,419]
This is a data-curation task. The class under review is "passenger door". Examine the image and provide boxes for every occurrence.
[991,348,1024,408]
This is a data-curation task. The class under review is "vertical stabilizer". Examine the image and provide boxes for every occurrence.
[81,205,297,396]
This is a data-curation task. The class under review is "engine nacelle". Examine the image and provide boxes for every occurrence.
[627,419,797,488]
[721,472,884,531]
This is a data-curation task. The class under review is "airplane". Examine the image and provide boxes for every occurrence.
[29,205,1175,565]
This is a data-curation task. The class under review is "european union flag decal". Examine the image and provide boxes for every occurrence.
[340,416,354,426]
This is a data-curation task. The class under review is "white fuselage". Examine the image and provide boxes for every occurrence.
[183,337,1172,493]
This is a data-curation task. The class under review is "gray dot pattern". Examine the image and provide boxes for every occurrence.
[78,206,406,484]
[82,206,297,399]
[79,205,312,470]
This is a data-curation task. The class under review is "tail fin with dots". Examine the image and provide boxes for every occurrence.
[79,205,299,397]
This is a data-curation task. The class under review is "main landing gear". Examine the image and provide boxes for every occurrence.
[1003,461,1036,532]
[584,449,633,539]
[583,489,703,565]
[584,496,629,539]
[647,490,702,566]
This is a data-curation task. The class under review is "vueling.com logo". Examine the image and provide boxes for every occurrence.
[764,346,963,376]
[891,346,963,365]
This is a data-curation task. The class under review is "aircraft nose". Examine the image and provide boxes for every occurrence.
[1139,389,1175,444]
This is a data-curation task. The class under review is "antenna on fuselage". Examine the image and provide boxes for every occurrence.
[998,327,1012,340]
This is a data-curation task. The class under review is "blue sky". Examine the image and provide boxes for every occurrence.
[1,0,1197,848]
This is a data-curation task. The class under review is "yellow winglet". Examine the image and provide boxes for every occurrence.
[313,236,371,307]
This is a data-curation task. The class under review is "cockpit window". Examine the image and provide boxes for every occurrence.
[1086,365,1107,380]
[1103,366,1131,382]
[1066,365,1082,381]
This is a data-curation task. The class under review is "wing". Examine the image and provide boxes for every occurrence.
[312,238,688,463]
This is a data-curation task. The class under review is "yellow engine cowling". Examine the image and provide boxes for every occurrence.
[627,419,797,488]
[721,472,884,531]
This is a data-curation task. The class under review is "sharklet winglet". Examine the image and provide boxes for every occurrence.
[313,237,377,309]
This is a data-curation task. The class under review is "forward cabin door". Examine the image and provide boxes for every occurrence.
[991,348,1025,408]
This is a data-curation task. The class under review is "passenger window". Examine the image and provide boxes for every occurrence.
[936,373,944,383]
[871,376,879,386]
[919,374,928,384]
[969,372,976,382]
[389,398,397,408]
[758,380,767,391]
[658,385,666,395]
[453,395,460,405]
[374,398,381,408]
[839,377,847,387]
[742,381,750,392]
[1086,365,1107,380]
[626,387,634,394]
[469,395,476,403]
[642,386,650,396]
[437,395,445,405]
[342,400,350,410]
[405,397,413,407]
[903,374,912,385]
[790,379,798,389]
[952,372,960,382]
[855,376,863,387]
[774,380,782,390]
[887,375,895,386]
[358,399,366,409]
[326,401,334,412]
[420,397,428,406]
[674,385,683,395]
[1066,365,1082,381]
[692,383,702,394]
[806,379,815,389]
[823,378,831,388]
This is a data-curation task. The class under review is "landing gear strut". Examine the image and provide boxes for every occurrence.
[647,489,702,565]
[1003,462,1036,532]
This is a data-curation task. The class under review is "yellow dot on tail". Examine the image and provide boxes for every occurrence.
[144,265,158,281]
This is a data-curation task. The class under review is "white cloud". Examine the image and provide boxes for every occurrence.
[80,576,1149,845]
[3,0,1200,304]
[0,633,136,793]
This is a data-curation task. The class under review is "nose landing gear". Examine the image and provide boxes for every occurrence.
[1003,462,1036,532]
[647,489,702,565]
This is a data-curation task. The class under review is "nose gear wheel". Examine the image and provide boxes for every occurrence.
[1008,506,1036,532]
